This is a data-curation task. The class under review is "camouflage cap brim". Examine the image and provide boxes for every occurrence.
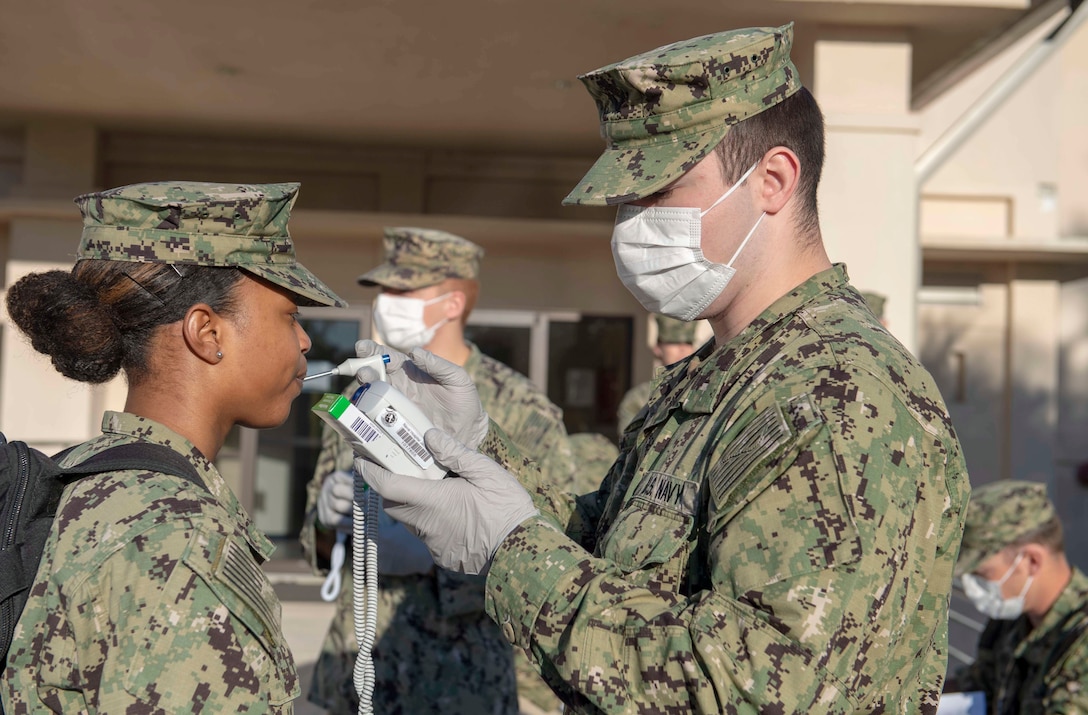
[356,264,448,290]
[79,226,346,308]
[247,264,347,308]
[563,125,728,207]
[953,544,993,579]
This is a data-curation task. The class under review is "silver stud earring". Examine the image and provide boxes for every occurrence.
[216,351,223,359]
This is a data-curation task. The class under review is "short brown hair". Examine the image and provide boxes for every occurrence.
[714,87,825,237]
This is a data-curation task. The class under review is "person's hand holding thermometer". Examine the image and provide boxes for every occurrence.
[306,349,463,714]
[310,353,446,481]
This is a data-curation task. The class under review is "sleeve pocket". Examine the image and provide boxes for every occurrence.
[182,532,298,706]
[706,394,825,534]
[706,394,862,585]
[600,471,699,592]
[204,535,298,706]
[121,531,298,707]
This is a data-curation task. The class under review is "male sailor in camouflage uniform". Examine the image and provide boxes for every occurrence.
[300,227,572,714]
[356,24,970,713]
[616,314,699,433]
[945,481,1088,713]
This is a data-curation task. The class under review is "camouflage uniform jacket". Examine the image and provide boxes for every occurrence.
[300,341,571,714]
[950,567,1088,714]
[466,341,572,483]
[620,348,711,435]
[616,380,653,435]
[483,264,970,714]
[1,412,298,714]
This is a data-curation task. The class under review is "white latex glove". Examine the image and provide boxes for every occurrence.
[357,428,538,575]
[316,470,354,531]
[354,339,489,450]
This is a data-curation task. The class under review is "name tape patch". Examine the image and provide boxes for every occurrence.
[631,471,698,515]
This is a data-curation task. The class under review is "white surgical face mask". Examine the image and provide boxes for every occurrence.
[962,552,1034,621]
[372,292,452,351]
[611,161,766,321]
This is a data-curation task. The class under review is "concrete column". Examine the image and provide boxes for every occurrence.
[0,220,99,448]
[812,36,920,352]
[1058,276,1088,570]
[1008,278,1060,484]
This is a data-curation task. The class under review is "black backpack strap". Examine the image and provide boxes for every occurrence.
[59,442,206,492]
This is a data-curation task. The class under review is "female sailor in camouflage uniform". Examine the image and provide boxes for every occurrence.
[1,181,345,713]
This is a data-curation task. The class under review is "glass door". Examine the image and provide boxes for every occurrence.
[468,310,633,442]
[546,315,632,442]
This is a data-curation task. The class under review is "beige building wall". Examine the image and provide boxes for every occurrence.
[814,35,919,351]
[3,8,1087,559]
[920,13,1066,244]
[918,284,1005,482]
[1055,19,1088,563]
[915,6,1088,564]
[1058,19,1088,238]
[1009,279,1061,481]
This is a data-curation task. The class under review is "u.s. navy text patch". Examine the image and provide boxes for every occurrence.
[630,471,698,515]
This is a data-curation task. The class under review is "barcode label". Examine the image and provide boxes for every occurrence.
[384,410,433,470]
[396,425,430,463]
[349,415,380,443]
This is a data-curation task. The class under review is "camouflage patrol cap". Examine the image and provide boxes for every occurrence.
[75,181,346,307]
[564,23,801,206]
[956,481,1059,577]
[655,314,696,344]
[358,227,484,290]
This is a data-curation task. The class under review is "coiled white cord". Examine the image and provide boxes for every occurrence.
[352,475,378,715]
[317,473,378,714]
